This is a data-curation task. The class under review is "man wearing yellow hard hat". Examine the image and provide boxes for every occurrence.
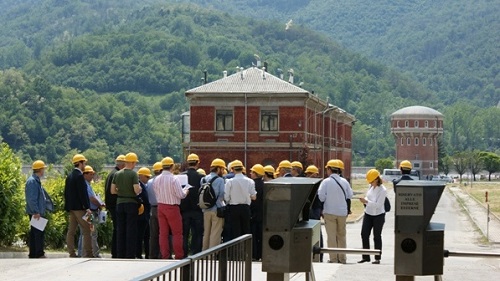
[393,160,414,187]
[64,153,93,258]
[180,153,204,255]
[25,160,53,258]
[111,152,142,259]
[104,154,126,258]
[136,167,152,259]
[147,161,162,259]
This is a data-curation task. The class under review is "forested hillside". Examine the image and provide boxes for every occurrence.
[0,0,498,166]
[168,0,499,108]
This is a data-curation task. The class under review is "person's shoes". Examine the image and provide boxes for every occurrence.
[38,255,47,258]
[338,260,346,264]
[327,260,337,263]
[69,254,78,258]
[357,259,370,263]
[372,260,380,264]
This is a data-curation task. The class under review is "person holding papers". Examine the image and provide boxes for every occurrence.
[25,160,54,258]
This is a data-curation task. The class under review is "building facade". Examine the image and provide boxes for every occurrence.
[390,106,444,177]
[183,67,355,178]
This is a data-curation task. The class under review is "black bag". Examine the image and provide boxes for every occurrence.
[384,197,391,212]
[198,176,219,209]
[332,177,352,215]
[216,206,226,218]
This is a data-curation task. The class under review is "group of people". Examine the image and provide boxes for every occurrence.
[24,152,414,264]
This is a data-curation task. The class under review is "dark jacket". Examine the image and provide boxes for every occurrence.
[105,166,120,209]
[64,168,90,211]
[138,181,151,221]
[180,168,203,213]
[251,177,264,222]
[393,174,414,187]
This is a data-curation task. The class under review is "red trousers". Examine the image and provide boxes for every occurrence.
[158,204,184,259]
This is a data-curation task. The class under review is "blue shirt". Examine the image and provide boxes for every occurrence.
[86,182,99,210]
[147,176,158,206]
[201,172,225,211]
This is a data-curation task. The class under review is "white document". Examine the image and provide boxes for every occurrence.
[30,216,48,231]
[95,194,104,206]
[176,174,193,188]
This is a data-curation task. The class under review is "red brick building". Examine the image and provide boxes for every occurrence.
[183,67,355,177]
[390,106,444,177]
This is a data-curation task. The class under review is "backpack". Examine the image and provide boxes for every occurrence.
[384,197,391,212]
[198,176,219,209]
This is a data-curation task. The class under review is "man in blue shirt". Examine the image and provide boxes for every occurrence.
[25,160,53,258]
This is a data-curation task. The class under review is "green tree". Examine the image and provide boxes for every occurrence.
[0,142,25,246]
[375,157,394,172]
[479,152,500,181]
[452,152,468,183]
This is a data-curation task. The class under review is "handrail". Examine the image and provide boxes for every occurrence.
[131,234,253,281]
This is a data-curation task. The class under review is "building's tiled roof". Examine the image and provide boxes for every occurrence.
[186,67,309,94]
[391,106,443,117]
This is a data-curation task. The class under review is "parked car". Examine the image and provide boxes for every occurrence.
[431,175,453,183]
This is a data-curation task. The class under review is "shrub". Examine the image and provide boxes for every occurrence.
[0,143,25,246]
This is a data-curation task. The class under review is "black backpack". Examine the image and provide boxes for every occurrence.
[198,176,218,209]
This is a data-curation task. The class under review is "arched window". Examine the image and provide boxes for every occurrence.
[397,120,400,128]
[414,120,419,127]
[415,137,419,146]
[407,137,411,145]
[423,138,427,146]
[405,120,409,128]
[424,120,429,128]
[401,137,404,146]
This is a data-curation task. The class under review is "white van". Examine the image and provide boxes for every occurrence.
[382,169,401,182]
[382,168,420,182]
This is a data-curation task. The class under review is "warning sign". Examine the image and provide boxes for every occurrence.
[396,187,423,216]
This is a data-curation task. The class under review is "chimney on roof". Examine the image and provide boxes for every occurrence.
[264,61,268,72]
[288,68,294,84]
[203,70,207,84]
[223,70,227,78]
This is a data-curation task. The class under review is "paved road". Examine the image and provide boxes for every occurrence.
[1,186,499,280]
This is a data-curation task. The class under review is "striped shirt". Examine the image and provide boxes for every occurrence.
[153,171,187,205]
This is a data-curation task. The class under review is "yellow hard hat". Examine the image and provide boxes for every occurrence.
[187,153,200,162]
[197,168,206,176]
[305,165,319,174]
[152,162,162,171]
[251,164,265,176]
[84,165,95,173]
[366,169,381,183]
[325,159,342,169]
[337,160,345,170]
[125,152,139,163]
[278,160,292,169]
[115,155,126,162]
[138,204,144,215]
[32,160,47,170]
[162,157,174,167]
[138,167,152,177]
[291,161,303,169]
[400,160,412,170]
[211,158,226,168]
[231,160,243,168]
[72,154,87,164]
[264,165,275,174]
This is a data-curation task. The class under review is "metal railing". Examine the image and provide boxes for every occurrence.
[132,234,252,281]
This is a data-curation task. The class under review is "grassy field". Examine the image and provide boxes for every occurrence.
[458,181,500,215]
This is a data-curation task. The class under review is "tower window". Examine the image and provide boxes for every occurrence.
[414,120,419,127]
[415,137,419,146]
[407,137,411,145]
